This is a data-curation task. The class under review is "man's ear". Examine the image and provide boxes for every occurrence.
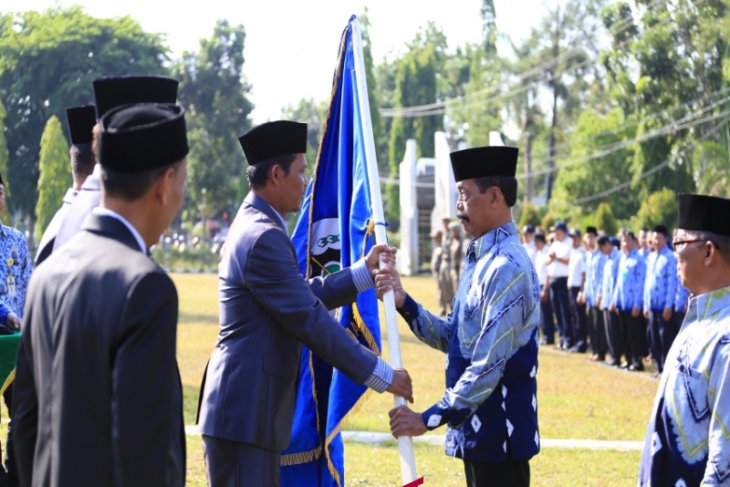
[158,166,176,206]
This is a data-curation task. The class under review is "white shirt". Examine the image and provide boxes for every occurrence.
[535,247,549,287]
[547,236,571,279]
[523,240,537,267]
[567,246,586,288]
[92,207,147,253]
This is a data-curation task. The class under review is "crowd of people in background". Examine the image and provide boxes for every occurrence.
[520,222,687,377]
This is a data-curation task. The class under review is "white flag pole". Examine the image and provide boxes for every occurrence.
[350,17,419,484]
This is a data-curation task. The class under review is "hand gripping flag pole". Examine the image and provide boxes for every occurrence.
[350,17,422,486]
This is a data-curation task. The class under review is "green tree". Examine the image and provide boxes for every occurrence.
[386,23,447,227]
[594,202,618,236]
[35,115,70,241]
[0,7,168,220]
[518,201,542,228]
[633,188,678,231]
[174,20,254,222]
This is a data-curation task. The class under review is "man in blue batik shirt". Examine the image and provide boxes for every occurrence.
[377,146,540,487]
[584,227,607,362]
[609,230,646,371]
[643,225,678,374]
[0,172,31,486]
[597,236,620,366]
[640,193,730,486]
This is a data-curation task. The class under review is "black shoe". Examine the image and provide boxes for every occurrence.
[628,363,644,372]
[608,360,620,367]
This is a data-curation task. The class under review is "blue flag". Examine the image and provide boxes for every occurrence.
[281,16,381,487]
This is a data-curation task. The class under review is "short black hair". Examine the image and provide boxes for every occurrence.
[101,159,182,201]
[246,153,297,189]
[653,225,669,237]
[621,228,636,240]
[597,235,610,247]
[534,232,546,244]
[70,143,95,180]
[473,176,517,207]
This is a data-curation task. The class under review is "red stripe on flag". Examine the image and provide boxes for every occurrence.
[402,477,424,487]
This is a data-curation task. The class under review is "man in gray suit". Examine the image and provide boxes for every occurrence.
[198,120,413,487]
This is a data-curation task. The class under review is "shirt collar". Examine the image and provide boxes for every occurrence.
[92,207,147,253]
[468,222,517,262]
[691,285,730,321]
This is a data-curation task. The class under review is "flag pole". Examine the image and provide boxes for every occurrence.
[350,16,419,485]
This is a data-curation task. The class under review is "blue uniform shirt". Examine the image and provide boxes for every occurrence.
[598,249,619,310]
[585,249,605,307]
[612,248,646,312]
[644,247,677,312]
[675,283,690,313]
[640,286,730,485]
[397,222,540,462]
[0,222,32,316]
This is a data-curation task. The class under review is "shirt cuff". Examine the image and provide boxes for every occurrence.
[351,259,374,293]
[420,402,471,430]
[364,356,393,393]
[396,294,420,322]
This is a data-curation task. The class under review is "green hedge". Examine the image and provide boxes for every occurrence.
[152,244,220,273]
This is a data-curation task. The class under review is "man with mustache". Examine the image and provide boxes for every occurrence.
[197,120,413,487]
[378,146,540,487]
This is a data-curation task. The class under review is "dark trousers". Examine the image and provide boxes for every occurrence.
[604,310,624,365]
[620,310,645,369]
[539,285,555,344]
[569,287,588,351]
[203,435,280,487]
[464,459,530,487]
[648,310,678,373]
[550,277,573,348]
[0,385,16,487]
[588,305,607,358]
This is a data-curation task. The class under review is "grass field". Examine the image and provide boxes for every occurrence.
[174,273,657,486]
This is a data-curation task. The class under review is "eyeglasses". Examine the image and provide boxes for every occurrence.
[671,238,709,252]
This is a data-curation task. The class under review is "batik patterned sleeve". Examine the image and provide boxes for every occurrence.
[397,294,451,352]
[704,340,730,484]
[17,238,32,316]
[421,260,539,429]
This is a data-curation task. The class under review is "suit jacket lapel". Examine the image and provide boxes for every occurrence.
[81,214,144,254]
[244,192,288,233]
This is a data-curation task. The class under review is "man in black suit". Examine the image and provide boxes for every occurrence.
[13,102,189,486]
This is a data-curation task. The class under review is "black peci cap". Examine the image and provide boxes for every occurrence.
[677,193,730,237]
[238,120,308,165]
[98,103,188,173]
[93,75,179,119]
[65,105,97,145]
[449,146,518,182]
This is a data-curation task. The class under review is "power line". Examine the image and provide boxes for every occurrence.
[380,0,666,118]
[519,96,730,179]
[569,116,729,205]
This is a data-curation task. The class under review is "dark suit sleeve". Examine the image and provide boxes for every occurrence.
[13,320,38,487]
[110,272,183,486]
[246,229,377,384]
[308,267,358,310]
